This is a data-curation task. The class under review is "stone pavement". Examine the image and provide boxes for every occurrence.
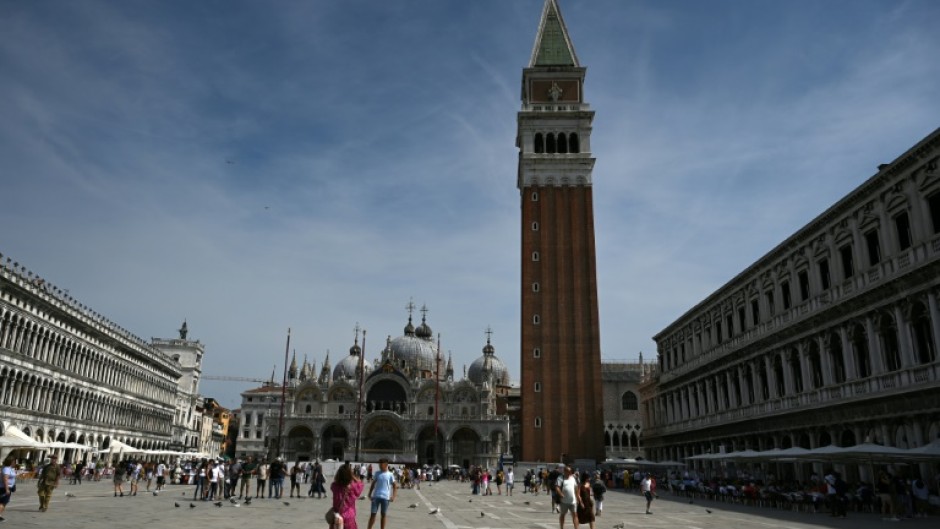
[2,477,934,529]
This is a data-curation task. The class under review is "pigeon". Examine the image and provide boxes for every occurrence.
[189,503,196,509]
[153,491,159,496]
[409,503,418,508]
[182,492,186,496]
[613,523,625,529]
[524,501,531,505]
[359,496,366,500]
[481,512,485,517]
[428,508,440,514]
[283,501,290,506]
[214,501,223,507]
[65,492,76,498]
[706,509,712,514]
[230,498,238,504]
[468,499,473,502]
[175,502,180,508]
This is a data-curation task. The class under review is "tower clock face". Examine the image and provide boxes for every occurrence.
[529,79,579,103]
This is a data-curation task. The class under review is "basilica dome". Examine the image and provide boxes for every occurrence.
[333,337,371,380]
[468,337,510,387]
[383,315,439,374]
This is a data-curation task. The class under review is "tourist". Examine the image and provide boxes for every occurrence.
[641,472,656,515]
[331,464,364,529]
[37,455,61,512]
[577,471,595,529]
[239,456,255,499]
[367,458,398,529]
[112,459,126,497]
[555,466,582,529]
[289,464,301,498]
[0,457,17,523]
[506,466,514,496]
[256,459,268,498]
[591,472,606,517]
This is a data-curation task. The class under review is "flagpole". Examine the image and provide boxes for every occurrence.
[356,329,366,462]
[276,328,290,460]
[435,333,441,467]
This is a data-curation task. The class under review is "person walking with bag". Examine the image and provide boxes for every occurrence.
[1,457,17,522]
[330,464,364,529]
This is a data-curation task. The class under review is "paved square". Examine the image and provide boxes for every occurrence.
[1,477,933,529]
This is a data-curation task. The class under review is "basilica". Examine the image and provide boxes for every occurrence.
[235,306,512,469]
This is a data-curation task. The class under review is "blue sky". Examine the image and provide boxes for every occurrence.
[2,0,938,409]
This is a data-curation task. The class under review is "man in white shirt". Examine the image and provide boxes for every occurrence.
[554,466,582,529]
[506,467,514,496]
[641,473,656,514]
[155,461,167,491]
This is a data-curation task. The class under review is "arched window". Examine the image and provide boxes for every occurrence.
[305,405,311,413]
[808,342,823,388]
[546,133,556,153]
[851,324,871,378]
[879,313,902,371]
[557,133,568,153]
[534,417,542,428]
[569,133,580,153]
[621,391,638,410]
[534,133,544,154]
[828,333,846,384]
[911,302,936,364]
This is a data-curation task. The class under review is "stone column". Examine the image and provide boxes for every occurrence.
[782,349,795,395]
[725,371,737,408]
[705,379,715,414]
[893,304,916,368]
[928,288,940,363]
[764,355,778,399]
[750,361,763,402]
[865,315,885,374]
[818,335,833,386]
[839,324,856,381]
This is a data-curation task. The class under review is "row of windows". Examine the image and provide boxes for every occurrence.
[655,304,936,424]
[0,308,177,401]
[662,190,940,372]
[0,366,173,433]
[533,132,580,154]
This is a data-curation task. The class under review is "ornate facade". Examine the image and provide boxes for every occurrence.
[518,0,605,463]
[0,253,195,459]
[601,360,647,460]
[641,129,940,473]
[236,308,511,468]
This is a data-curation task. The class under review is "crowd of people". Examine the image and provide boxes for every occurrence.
[2,453,936,525]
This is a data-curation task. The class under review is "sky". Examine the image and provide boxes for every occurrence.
[1,0,939,410]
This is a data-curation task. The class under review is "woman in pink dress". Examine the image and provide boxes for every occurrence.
[331,464,364,529]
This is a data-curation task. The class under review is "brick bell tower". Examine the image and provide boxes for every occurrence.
[518,0,604,463]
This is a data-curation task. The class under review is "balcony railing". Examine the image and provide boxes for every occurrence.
[645,362,939,437]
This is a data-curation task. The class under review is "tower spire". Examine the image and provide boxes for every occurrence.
[529,0,579,67]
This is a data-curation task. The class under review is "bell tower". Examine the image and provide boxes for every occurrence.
[517,0,604,463]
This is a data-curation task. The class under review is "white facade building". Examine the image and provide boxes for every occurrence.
[641,129,940,479]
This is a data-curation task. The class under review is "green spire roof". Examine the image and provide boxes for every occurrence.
[530,0,579,67]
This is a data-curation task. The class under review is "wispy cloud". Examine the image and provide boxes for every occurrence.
[2,0,938,407]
